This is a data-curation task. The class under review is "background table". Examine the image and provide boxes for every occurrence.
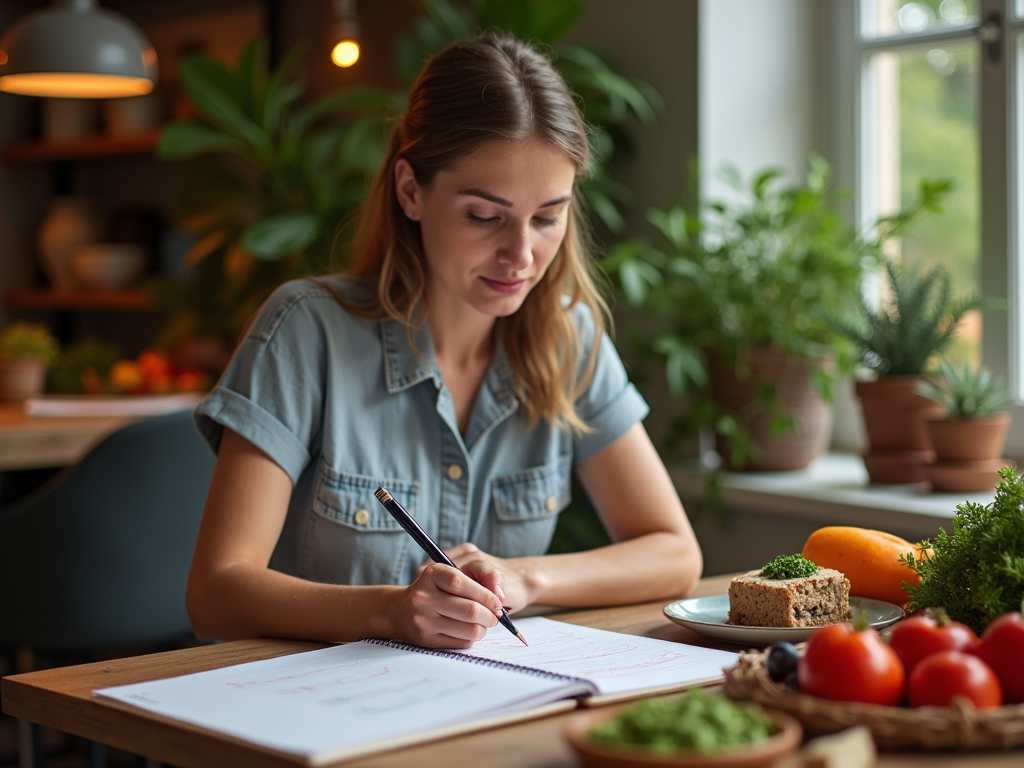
[3,574,1022,768]
[0,403,132,471]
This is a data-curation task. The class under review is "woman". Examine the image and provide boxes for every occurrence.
[187,33,702,649]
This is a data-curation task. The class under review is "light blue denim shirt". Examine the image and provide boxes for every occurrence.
[195,276,649,587]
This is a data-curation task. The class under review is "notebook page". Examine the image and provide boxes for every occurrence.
[94,640,591,758]
[450,616,738,697]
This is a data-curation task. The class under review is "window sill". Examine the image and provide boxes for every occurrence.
[670,452,996,537]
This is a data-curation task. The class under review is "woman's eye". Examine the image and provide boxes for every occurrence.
[467,212,500,225]
[533,216,558,228]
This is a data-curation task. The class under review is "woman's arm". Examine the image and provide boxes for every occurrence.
[186,428,505,647]
[446,422,703,609]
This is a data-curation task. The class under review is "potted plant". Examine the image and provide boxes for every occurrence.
[916,360,1013,492]
[829,259,993,484]
[603,157,947,471]
[0,322,60,401]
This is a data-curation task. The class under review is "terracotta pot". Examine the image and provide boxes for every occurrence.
[855,377,945,451]
[0,356,47,401]
[862,450,935,484]
[926,413,1011,462]
[708,347,834,471]
[926,458,1016,493]
[855,377,945,484]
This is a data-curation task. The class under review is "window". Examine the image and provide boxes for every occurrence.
[830,0,1024,455]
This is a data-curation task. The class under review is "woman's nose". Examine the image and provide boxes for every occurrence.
[498,224,533,270]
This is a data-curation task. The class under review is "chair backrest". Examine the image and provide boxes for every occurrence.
[0,410,215,652]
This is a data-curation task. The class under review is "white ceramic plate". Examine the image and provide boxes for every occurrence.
[663,595,904,645]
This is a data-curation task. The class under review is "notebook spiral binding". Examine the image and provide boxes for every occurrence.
[362,637,590,686]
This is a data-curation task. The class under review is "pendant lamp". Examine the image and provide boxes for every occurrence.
[0,0,157,98]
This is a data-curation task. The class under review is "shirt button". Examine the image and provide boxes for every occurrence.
[354,509,370,525]
[447,464,464,481]
[545,496,558,512]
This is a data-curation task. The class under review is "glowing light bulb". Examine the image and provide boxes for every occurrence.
[331,40,360,68]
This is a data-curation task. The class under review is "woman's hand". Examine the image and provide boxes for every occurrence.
[389,560,504,648]
[441,543,537,614]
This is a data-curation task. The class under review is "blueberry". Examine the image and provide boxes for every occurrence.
[784,670,800,691]
[766,642,800,683]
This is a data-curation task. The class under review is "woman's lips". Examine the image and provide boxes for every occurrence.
[480,276,526,294]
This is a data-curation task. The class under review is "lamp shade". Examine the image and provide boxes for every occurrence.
[0,0,157,98]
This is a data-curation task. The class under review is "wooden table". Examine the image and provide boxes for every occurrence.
[3,575,1020,768]
[0,403,133,471]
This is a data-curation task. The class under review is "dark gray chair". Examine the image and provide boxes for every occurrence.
[0,409,215,767]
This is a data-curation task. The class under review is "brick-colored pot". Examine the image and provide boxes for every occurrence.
[855,377,945,451]
[0,356,46,401]
[855,376,945,484]
[926,413,1011,462]
[708,347,834,471]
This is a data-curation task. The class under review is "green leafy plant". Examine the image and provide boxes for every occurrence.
[900,467,1024,635]
[916,359,1011,419]
[829,259,993,376]
[0,322,59,365]
[602,157,948,463]
[152,38,402,347]
[46,338,122,395]
[391,0,663,235]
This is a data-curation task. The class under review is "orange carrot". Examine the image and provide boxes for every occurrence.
[802,526,927,607]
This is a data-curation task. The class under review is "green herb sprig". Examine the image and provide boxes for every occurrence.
[760,554,819,580]
[900,467,1024,634]
[587,689,773,753]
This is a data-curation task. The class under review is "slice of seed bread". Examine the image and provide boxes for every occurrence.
[727,568,852,628]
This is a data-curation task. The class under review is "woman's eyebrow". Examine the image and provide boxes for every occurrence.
[458,188,573,208]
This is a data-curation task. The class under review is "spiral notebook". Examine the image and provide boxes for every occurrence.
[94,617,737,765]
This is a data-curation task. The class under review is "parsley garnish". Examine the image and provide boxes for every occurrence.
[760,554,819,580]
[900,466,1024,634]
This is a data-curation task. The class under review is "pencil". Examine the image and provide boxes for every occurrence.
[374,486,528,646]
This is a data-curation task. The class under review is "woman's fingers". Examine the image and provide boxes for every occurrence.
[423,563,503,617]
[457,558,506,605]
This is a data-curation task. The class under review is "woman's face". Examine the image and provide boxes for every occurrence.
[395,139,577,320]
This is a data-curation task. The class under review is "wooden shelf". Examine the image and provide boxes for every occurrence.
[2,129,163,163]
[4,289,155,312]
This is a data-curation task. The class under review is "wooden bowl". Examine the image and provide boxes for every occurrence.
[564,705,802,768]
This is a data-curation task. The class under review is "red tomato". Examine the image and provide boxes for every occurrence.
[978,611,1024,704]
[908,650,1002,709]
[888,612,979,676]
[798,622,905,706]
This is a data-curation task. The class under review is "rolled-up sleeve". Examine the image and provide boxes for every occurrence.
[194,283,330,484]
[571,306,649,464]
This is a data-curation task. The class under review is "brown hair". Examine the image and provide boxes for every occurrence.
[342,33,609,433]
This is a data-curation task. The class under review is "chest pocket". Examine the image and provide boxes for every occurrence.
[304,464,418,585]
[489,456,571,558]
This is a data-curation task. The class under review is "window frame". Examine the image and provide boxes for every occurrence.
[828,0,1024,458]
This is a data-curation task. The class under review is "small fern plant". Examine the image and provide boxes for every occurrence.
[917,359,1012,419]
[829,260,994,375]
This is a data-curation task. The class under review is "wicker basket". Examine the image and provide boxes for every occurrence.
[723,649,1024,750]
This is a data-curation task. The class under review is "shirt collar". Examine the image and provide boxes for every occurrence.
[380,317,520,407]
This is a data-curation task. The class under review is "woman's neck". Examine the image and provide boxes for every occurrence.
[428,303,496,435]
[426,297,496,371]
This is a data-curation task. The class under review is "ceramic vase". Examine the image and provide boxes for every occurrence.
[37,197,102,290]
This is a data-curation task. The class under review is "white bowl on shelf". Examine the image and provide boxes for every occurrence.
[70,244,147,290]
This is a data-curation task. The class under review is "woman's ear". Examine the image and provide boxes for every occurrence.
[394,158,422,221]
